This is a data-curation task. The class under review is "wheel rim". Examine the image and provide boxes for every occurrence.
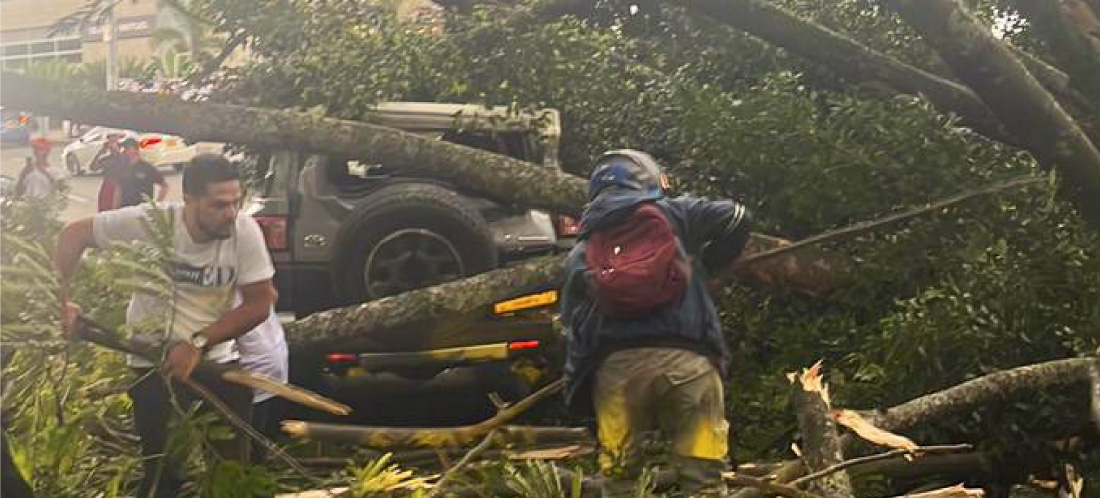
[363,229,465,299]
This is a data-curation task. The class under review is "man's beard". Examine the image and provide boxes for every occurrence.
[198,218,233,240]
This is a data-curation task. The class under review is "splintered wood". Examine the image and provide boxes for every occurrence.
[890,484,984,498]
[789,360,854,498]
[789,359,831,405]
[221,370,352,416]
[832,409,918,454]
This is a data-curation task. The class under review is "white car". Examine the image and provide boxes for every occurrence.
[62,127,197,176]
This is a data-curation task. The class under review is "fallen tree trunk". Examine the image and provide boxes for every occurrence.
[883,0,1100,229]
[0,72,588,216]
[287,175,1034,353]
[869,357,1093,434]
[286,255,562,354]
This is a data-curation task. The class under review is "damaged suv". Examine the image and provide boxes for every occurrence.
[246,103,577,423]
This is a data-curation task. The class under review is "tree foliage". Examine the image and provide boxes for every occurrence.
[196,0,1100,479]
[9,0,1100,495]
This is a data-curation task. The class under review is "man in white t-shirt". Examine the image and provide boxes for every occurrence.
[55,154,277,498]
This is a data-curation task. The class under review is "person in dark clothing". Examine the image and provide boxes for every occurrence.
[94,131,126,212]
[560,149,752,497]
[113,138,169,208]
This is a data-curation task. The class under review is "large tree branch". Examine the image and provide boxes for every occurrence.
[285,256,563,354]
[1009,0,1100,104]
[884,0,1100,229]
[0,72,589,216]
[870,357,1092,434]
[440,0,1011,142]
[1006,47,1100,149]
[669,0,1013,144]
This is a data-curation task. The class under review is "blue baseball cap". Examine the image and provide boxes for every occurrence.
[588,149,666,200]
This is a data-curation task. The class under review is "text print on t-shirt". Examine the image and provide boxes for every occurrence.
[172,261,237,287]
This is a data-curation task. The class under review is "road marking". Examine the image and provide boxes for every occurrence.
[67,193,88,203]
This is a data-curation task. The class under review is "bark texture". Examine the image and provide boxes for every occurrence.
[285,256,564,354]
[871,357,1092,434]
[790,364,854,498]
[0,72,588,215]
[1009,0,1100,103]
[884,0,1100,228]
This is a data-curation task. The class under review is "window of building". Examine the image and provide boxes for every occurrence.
[0,36,83,67]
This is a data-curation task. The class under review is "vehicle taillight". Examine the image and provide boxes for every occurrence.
[253,215,288,250]
[555,215,580,237]
[139,137,163,149]
[508,340,540,351]
[327,353,357,363]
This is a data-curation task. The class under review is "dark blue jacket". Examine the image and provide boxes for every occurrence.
[560,192,752,414]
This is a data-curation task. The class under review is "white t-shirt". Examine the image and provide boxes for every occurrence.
[92,204,275,367]
[235,295,289,403]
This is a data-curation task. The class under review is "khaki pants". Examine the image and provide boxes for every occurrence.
[593,347,729,497]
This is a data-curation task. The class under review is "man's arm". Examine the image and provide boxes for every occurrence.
[162,280,276,379]
[676,198,753,272]
[198,280,277,346]
[54,217,96,336]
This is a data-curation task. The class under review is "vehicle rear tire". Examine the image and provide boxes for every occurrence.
[331,183,499,304]
[65,155,82,176]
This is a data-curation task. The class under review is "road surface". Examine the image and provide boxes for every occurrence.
[2,144,184,221]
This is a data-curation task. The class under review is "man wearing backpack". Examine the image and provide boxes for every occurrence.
[560,149,752,497]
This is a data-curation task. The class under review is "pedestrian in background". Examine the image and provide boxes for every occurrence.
[113,138,169,208]
[15,137,59,200]
[94,131,126,212]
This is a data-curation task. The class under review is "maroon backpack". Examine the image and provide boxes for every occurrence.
[585,203,692,316]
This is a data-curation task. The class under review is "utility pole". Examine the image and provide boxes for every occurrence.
[104,4,118,90]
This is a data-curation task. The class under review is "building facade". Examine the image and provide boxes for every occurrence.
[1,0,158,71]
